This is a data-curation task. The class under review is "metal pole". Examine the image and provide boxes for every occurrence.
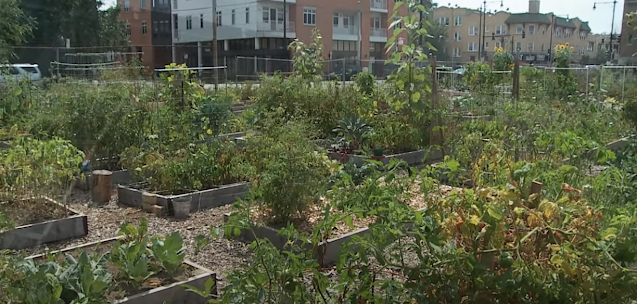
[482,1,487,59]
[548,15,554,65]
[358,0,362,68]
[609,0,617,62]
[478,5,483,59]
[419,0,424,48]
[212,0,219,90]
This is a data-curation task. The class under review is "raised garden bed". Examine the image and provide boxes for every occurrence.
[0,197,88,250]
[75,169,132,190]
[27,236,217,304]
[328,149,442,167]
[117,182,249,215]
[224,193,430,266]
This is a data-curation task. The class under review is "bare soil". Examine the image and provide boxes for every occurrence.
[22,189,251,290]
[1,198,70,227]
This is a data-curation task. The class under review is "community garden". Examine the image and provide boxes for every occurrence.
[2,1,637,303]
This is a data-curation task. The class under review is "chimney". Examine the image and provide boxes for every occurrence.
[529,0,540,13]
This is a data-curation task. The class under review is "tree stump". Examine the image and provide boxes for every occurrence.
[91,170,112,204]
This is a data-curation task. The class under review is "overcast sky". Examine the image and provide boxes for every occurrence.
[102,0,625,34]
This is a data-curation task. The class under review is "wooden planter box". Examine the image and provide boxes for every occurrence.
[0,197,88,250]
[328,149,442,166]
[27,236,217,304]
[75,169,132,190]
[117,182,249,214]
[223,205,429,266]
[563,136,632,163]
[223,213,370,266]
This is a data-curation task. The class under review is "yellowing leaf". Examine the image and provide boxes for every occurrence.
[468,215,480,225]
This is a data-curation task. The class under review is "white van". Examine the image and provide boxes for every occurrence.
[0,64,43,86]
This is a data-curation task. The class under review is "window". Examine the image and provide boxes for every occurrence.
[468,26,477,36]
[246,8,250,24]
[123,0,130,11]
[587,42,594,51]
[343,15,349,28]
[453,47,460,57]
[437,17,449,26]
[277,10,283,24]
[200,14,204,28]
[263,7,269,23]
[126,23,131,36]
[232,9,236,25]
[541,44,545,51]
[516,26,523,34]
[334,40,357,51]
[454,32,461,41]
[495,41,501,48]
[303,7,316,25]
[216,11,222,26]
[186,16,192,29]
[153,21,158,33]
[565,29,570,38]
[515,41,522,51]
[555,28,562,37]
[468,42,477,52]
[528,25,535,34]
[173,0,177,9]
[485,42,489,48]
[484,25,489,32]
[454,16,461,26]
[540,25,546,34]
[527,42,534,51]
[333,14,339,26]
[580,31,587,40]
[371,16,381,29]
[173,14,178,29]
[142,20,147,34]
[140,0,146,9]
[495,25,505,35]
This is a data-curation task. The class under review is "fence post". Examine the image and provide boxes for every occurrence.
[430,54,444,154]
[235,56,239,83]
[622,66,627,102]
[513,51,520,101]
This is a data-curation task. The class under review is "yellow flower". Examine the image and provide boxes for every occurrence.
[570,47,574,51]
[565,42,569,46]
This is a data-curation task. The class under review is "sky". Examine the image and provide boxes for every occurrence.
[102,0,624,34]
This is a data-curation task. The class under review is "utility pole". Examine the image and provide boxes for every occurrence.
[478,5,483,59]
[283,0,287,58]
[212,0,218,89]
[358,0,362,67]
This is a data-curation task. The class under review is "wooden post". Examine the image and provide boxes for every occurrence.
[429,54,445,156]
[91,170,112,204]
[530,180,543,195]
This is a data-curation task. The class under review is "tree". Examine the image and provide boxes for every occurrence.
[594,47,608,64]
[0,0,33,62]
[98,5,130,48]
[19,0,127,47]
[425,23,448,61]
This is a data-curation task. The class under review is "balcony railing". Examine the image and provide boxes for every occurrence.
[370,0,388,10]
[371,28,386,37]
[333,26,358,36]
[257,21,295,32]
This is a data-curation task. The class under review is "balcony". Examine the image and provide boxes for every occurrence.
[370,28,387,42]
[370,0,388,12]
[333,26,358,37]
[257,21,296,37]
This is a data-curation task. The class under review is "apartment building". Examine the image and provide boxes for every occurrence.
[168,0,410,76]
[432,0,601,64]
[619,0,637,64]
[118,0,173,69]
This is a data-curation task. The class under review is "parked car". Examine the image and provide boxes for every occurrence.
[0,64,43,87]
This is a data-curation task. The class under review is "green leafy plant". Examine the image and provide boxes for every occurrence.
[151,232,186,275]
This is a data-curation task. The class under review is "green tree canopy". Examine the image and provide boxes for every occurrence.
[0,0,33,61]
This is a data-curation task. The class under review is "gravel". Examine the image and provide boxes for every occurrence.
[20,189,252,289]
